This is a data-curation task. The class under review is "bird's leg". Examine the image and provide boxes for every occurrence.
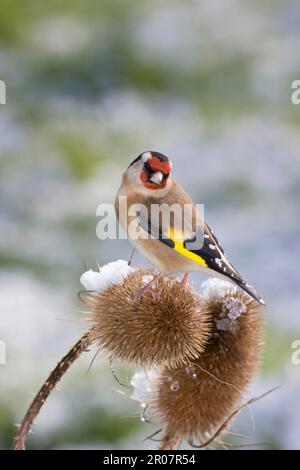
[133,272,161,302]
[181,273,189,285]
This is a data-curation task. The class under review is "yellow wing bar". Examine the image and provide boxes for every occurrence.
[166,228,208,267]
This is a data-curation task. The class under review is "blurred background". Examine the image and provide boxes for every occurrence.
[0,0,300,450]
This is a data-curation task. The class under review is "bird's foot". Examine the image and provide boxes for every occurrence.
[180,273,189,286]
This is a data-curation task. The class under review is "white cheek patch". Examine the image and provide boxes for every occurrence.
[150,171,164,184]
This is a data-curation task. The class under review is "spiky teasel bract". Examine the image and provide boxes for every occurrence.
[84,268,211,369]
[131,279,264,449]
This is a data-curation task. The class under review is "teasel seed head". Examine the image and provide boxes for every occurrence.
[131,278,264,448]
[84,268,211,369]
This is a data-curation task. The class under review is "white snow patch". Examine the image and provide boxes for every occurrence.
[130,369,161,423]
[131,369,159,405]
[201,279,247,332]
[224,297,247,321]
[201,277,237,299]
[80,260,134,292]
[216,318,232,331]
[215,297,248,332]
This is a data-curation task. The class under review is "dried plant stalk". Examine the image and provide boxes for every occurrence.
[11,333,91,450]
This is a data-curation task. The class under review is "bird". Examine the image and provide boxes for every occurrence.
[115,151,265,305]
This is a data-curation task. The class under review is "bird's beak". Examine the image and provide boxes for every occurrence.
[150,171,164,185]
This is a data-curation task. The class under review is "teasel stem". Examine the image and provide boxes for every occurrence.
[11,333,92,450]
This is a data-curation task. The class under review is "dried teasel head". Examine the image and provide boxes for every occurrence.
[131,278,264,449]
[83,268,211,369]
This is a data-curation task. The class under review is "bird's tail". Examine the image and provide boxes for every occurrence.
[233,278,265,306]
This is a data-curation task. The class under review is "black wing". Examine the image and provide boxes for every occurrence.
[138,214,265,305]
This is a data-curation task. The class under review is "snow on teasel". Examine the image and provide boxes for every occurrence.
[80,259,134,292]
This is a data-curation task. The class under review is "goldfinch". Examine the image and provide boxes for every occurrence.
[115,151,265,305]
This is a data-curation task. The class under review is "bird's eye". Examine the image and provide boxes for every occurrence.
[143,161,152,175]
